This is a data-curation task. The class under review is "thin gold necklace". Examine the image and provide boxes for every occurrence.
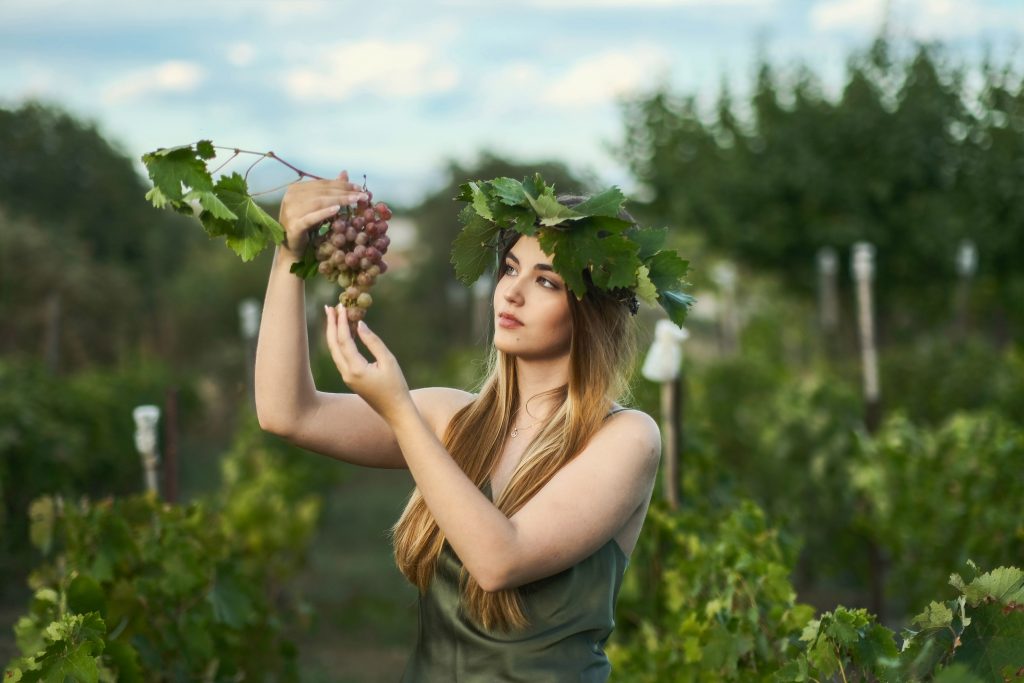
[510,407,543,439]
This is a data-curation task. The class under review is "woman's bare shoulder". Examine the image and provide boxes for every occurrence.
[411,387,477,438]
[603,405,661,448]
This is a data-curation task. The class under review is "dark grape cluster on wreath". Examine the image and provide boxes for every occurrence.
[312,188,392,322]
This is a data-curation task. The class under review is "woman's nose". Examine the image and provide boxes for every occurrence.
[503,281,523,304]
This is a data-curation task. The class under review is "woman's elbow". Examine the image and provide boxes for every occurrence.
[256,409,292,438]
[475,561,510,593]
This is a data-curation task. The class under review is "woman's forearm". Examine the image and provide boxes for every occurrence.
[254,245,318,433]
[388,400,516,591]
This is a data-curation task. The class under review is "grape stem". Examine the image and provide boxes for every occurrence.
[210,145,326,181]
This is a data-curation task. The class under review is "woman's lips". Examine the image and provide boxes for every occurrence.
[498,313,523,329]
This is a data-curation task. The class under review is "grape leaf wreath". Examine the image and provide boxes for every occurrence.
[450,173,695,326]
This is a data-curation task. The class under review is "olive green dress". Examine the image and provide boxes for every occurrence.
[399,477,631,682]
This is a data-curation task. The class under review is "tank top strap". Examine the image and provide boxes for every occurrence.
[605,406,630,419]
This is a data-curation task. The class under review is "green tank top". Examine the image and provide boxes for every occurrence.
[400,477,631,682]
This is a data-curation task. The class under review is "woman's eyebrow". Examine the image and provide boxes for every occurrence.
[507,252,556,273]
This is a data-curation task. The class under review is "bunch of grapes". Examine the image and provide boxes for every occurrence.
[310,190,392,322]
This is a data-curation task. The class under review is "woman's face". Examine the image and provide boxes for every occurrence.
[492,235,572,360]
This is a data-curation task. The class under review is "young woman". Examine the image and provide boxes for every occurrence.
[255,171,663,682]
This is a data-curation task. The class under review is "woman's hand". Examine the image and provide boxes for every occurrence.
[278,171,368,256]
[324,305,413,424]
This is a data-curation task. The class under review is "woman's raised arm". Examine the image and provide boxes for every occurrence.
[253,173,468,468]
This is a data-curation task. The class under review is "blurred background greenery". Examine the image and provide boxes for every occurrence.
[2,35,1022,681]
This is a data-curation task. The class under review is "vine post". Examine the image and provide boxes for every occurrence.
[239,298,261,408]
[953,238,977,344]
[641,319,690,511]
[712,261,740,356]
[852,241,886,621]
[817,246,840,359]
[132,404,161,495]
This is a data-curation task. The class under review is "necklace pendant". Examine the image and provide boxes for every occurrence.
[511,427,519,438]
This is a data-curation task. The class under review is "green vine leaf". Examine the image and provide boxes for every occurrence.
[451,205,501,285]
[198,173,285,262]
[572,186,626,217]
[141,141,215,205]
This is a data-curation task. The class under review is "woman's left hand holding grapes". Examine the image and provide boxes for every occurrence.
[323,306,413,424]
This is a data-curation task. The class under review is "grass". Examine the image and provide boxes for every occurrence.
[289,464,420,682]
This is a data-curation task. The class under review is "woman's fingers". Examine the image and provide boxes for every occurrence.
[324,305,367,378]
[323,306,351,376]
[300,204,342,232]
[334,306,365,364]
[355,321,390,364]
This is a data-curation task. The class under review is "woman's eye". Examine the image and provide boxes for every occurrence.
[538,277,556,289]
[502,263,517,276]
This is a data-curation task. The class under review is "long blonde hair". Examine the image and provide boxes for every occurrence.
[388,210,640,632]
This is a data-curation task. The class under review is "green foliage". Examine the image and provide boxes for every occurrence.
[0,211,143,369]
[609,499,815,681]
[850,411,1024,616]
[674,322,1024,616]
[616,38,1024,336]
[0,358,201,581]
[880,337,1024,426]
[608,492,1022,681]
[0,102,197,275]
[776,562,1024,682]
[2,414,336,682]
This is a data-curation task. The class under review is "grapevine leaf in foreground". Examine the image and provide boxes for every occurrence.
[141,141,215,206]
[200,173,285,262]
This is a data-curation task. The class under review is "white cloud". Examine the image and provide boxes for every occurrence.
[540,48,672,108]
[101,61,205,104]
[810,0,884,33]
[284,40,460,102]
[810,0,1024,39]
[5,63,60,99]
[226,42,256,67]
[474,62,546,115]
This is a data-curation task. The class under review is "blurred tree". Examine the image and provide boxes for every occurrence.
[0,102,203,369]
[616,38,1024,340]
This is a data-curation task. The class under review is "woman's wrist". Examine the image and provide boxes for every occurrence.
[274,243,304,268]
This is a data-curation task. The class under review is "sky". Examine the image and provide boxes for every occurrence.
[1,0,1021,206]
